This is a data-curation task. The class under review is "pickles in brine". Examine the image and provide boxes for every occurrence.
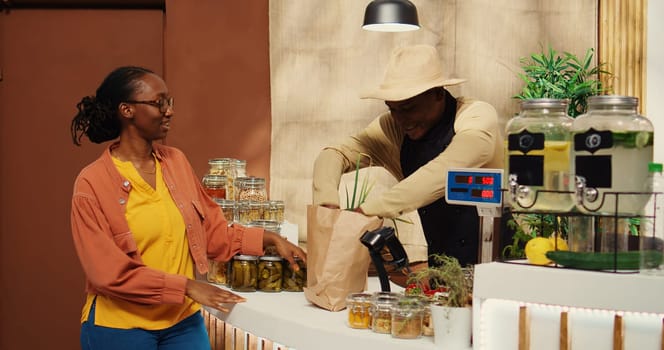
[258,256,283,292]
[231,255,258,292]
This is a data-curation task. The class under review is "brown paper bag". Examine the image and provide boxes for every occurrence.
[303,205,383,311]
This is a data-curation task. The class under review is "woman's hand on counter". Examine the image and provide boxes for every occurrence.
[263,230,307,270]
[185,279,245,313]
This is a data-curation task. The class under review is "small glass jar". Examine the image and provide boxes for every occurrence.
[248,220,281,255]
[257,256,283,292]
[238,176,267,202]
[370,292,400,334]
[214,198,236,224]
[202,174,227,200]
[207,158,237,200]
[230,255,258,292]
[237,200,264,224]
[207,260,230,286]
[282,257,306,292]
[505,98,575,212]
[346,293,373,329]
[391,296,424,339]
[264,200,285,223]
[234,159,247,178]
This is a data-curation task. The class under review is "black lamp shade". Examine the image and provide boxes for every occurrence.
[362,0,420,32]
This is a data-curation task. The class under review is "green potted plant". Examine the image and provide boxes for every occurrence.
[404,254,473,347]
[504,45,612,260]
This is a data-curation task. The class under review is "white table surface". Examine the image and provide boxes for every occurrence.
[205,277,442,350]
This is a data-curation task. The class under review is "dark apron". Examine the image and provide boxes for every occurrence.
[400,92,479,267]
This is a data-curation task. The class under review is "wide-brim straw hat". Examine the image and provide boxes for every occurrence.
[361,44,466,101]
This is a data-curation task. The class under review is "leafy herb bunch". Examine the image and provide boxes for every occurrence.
[515,45,611,117]
[405,254,472,308]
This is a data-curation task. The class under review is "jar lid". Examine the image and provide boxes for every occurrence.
[203,174,227,185]
[208,158,233,166]
[587,95,638,108]
[521,98,569,110]
[269,200,285,207]
[259,255,283,262]
[247,219,280,231]
[234,159,247,166]
[213,198,235,208]
[242,176,266,186]
[234,254,258,261]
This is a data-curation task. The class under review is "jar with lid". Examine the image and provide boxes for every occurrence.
[202,174,227,200]
[234,159,247,178]
[505,98,575,212]
[257,256,283,292]
[572,95,653,215]
[390,296,424,339]
[206,259,230,286]
[264,200,285,223]
[248,220,281,255]
[237,200,264,224]
[230,255,258,292]
[207,158,237,200]
[282,257,306,292]
[370,292,400,334]
[346,293,372,329]
[214,198,236,224]
[238,176,267,202]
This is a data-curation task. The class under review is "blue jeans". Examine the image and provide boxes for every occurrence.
[80,300,211,350]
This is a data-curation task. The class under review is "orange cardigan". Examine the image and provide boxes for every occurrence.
[70,142,263,305]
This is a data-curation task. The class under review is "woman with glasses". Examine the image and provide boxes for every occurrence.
[70,66,306,350]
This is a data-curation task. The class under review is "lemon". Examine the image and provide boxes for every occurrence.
[525,237,554,265]
[549,235,569,251]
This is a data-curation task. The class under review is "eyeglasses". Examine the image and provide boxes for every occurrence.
[124,97,174,113]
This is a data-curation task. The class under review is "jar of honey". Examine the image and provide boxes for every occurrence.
[230,255,258,292]
[346,293,372,329]
[202,174,227,200]
[257,256,283,292]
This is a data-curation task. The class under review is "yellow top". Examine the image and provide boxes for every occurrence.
[81,155,199,329]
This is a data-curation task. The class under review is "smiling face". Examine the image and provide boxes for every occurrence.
[385,87,447,140]
[120,73,174,142]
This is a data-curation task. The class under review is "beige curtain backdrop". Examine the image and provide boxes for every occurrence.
[268,0,597,262]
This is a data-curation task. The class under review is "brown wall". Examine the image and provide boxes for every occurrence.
[0,2,271,349]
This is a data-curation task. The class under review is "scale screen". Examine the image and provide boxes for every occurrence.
[445,168,503,206]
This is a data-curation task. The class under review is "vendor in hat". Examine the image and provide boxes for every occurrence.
[312,44,503,267]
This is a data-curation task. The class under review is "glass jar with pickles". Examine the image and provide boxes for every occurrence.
[282,257,306,292]
[346,293,372,329]
[230,255,258,292]
[505,98,575,212]
[257,256,283,292]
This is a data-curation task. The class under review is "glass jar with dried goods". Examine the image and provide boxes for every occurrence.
[370,292,400,334]
[264,200,285,223]
[237,200,264,224]
[234,159,247,178]
[257,256,283,292]
[206,259,231,286]
[238,176,267,202]
[207,158,236,200]
[214,198,236,223]
[391,296,424,339]
[230,255,258,292]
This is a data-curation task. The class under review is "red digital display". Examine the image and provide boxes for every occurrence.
[471,189,494,198]
[476,176,494,185]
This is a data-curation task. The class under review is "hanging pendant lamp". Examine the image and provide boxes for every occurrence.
[362,0,420,32]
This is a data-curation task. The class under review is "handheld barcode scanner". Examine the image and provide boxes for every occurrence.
[360,226,411,292]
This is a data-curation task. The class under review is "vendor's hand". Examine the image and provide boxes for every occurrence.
[263,230,307,271]
[185,279,245,313]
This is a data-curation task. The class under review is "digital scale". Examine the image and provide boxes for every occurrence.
[445,168,504,263]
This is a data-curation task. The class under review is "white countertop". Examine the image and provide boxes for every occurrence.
[206,278,441,350]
